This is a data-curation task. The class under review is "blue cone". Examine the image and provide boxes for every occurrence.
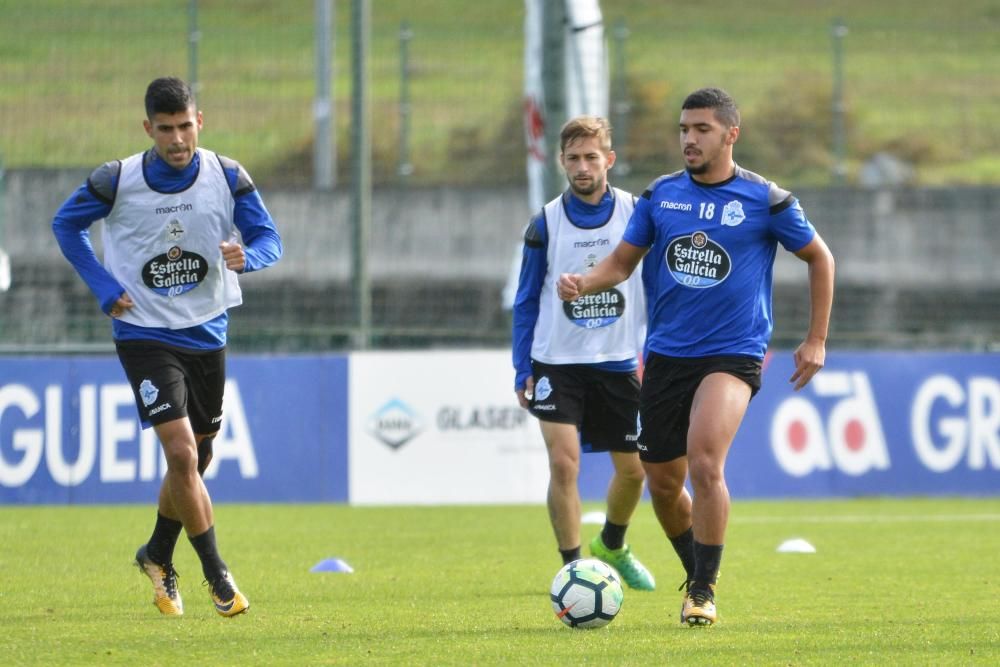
[311,558,355,573]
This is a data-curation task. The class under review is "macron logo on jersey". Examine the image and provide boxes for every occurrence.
[573,238,610,248]
[659,201,692,211]
[154,203,193,215]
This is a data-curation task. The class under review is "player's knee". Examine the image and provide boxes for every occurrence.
[162,442,198,475]
[197,436,215,476]
[625,468,646,488]
[615,456,646,485]
[687,453,724,489]
[548,455,579,486]
[645,467,686,500]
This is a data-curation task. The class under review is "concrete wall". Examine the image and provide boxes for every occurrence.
[1,169,530,284]
[5,169,999,287]
[772,187,1000,287]
[3,169,999,350]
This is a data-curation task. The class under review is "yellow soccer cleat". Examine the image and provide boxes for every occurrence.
[209,571,250,617]
[135,544,183,616]
[680,582,717,626]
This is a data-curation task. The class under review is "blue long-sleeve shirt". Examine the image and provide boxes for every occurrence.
[511,188,637,391]
[52,149,282,349]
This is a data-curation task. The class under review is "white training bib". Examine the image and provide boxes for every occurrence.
[531,187,645,365]
[102,148,243,329]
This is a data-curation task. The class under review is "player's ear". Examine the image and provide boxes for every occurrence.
[727,126,740,145]
[606,149,617,170]
[143,118,153,138]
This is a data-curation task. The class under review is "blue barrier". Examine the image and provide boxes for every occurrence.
[729,351,1000,497]
[0,355,349,504]
[2,351,997,504]
[577,351,1000,500]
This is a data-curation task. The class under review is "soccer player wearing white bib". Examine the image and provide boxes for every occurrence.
[53,77,282,618]
[559,89,835,626]
[513,116,655,591]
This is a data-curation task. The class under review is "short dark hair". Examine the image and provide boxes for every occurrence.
[144,77,196,118]
[681,87,740,128]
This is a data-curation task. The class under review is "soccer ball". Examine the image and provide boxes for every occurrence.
[550,558,624,629]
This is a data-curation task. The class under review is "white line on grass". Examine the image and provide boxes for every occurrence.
[733,513,1000,524]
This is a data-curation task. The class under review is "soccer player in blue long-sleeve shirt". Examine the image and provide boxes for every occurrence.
[52,77,282,618]
[511,116,655,591]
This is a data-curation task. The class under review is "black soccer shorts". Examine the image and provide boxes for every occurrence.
[115,340,226,434]
[637,352,762,463]
[528,360,640,453]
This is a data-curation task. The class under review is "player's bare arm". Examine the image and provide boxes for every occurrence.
[789,234,835,390]
[557,240,646,302]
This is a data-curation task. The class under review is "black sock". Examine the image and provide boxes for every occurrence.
[559,546,581,564]
[693,541,724,589]
[669,526,697,581]
[189,526,228,582]
[600,520,628,551]
[146,512,183,566]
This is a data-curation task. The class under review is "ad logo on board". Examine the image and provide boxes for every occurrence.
[367,398,423,450]
[770,371,890,477]
[910,374,1000,472]
[770,369,1000,478]
[0,380,258,489]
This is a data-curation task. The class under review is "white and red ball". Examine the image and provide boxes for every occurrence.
[550,558,624,629]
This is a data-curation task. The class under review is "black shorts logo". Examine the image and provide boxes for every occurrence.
[142,246,209,297]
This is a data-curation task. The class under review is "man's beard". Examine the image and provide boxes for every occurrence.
[685,163,708,175]
[569,177,600,196]
[685,140,725,176]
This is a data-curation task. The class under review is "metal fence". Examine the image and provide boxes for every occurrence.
[1,1,998,352]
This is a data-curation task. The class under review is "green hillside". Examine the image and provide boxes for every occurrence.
[0,0,997,187]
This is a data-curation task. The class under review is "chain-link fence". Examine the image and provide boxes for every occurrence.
[1,1,998,352]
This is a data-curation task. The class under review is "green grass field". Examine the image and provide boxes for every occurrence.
[2,498,998,665]
[1,1,998,187]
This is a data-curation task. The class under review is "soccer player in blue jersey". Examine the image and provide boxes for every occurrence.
[558,88,835,626]
[512,116,655,591]
[52,77,282,618]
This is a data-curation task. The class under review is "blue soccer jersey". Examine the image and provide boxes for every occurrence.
[624,166,815,359]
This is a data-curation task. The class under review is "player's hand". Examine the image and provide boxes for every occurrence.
[220,240,246,273]
[790,337,826,391]
[516,376,535,409]
[557,273,584,302]
[108,292,134,318]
